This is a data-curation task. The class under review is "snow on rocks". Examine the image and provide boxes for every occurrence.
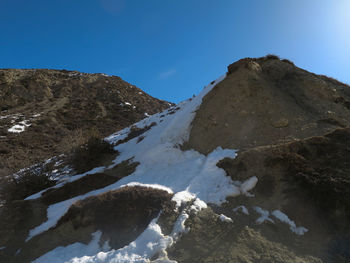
[190,198,208,213]
[219,214,233,223]
[8,120,31,133]
[171,212,190,239]
[0,113,22,120]
[233,205,249,215]
[253,207,308,236]
[172,191,196,209]
[240,176,258,196]
[271,210,308,235]
[5,113,41,133]
[254,207,274,224]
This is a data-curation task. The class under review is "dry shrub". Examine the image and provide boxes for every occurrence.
[58,128,86,153]
[68,135,116,174]
[0,165,56,202]
[0,149,33,177]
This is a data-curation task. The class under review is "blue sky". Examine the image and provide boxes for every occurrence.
[1,0,349,103]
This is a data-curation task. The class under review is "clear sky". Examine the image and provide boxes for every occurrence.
[1,0,349,103]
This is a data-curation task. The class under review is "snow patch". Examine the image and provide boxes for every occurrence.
[233,205,249,215]
[271,210,308,235]
[254,207,274,224]
[172,191,195,208]
[6,113,41,133]
[171,212,190,239]
[8,120,31,133]
[240,176,258,196]
[219,214,233,223]
[32,231,106,263]
[190,198,207,212]
[33,213,188,263]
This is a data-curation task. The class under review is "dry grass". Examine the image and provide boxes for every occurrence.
[68,134,117,174]
[0,148,33,177]
[0,164,56,202]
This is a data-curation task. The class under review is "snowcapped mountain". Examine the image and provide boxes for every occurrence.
[1,56,350,263]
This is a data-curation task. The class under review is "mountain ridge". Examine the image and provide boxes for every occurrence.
[1,56,349,262]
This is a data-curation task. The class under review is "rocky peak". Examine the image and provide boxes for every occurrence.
[185,55,350,153]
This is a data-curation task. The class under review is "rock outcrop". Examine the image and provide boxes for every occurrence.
[185,56,350,153]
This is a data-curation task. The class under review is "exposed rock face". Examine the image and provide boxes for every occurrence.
[186,56,350,153]
[0,69,171,175]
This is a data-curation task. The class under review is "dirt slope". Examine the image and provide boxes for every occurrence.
[185,56,350,153]
[0,69,171,175]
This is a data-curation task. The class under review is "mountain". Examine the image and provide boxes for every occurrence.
[0,56,349,263]
[0,69,171,176]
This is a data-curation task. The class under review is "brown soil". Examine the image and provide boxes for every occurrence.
[185,57,350,154]
[13,186,174,263]
[0,69,171,175]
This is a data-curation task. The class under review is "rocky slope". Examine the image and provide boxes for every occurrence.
[185,56,350,153]
[1,56,349,263]
[0,69,171,176]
